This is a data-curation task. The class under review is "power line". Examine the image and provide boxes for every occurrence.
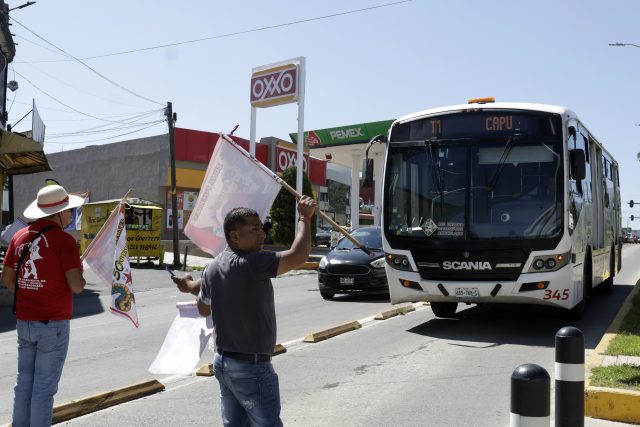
[9,98,162,118]
[46,120,165,145]
[47,120,164,138]
[14,33,64,57]
[47,109,163,129]
[19,61,151,109]
[10,16,164,106]
[15,1,412,63]
[13,69,161,124]
[47,112,164,138]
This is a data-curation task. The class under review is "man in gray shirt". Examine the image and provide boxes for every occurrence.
[173,196,315,427]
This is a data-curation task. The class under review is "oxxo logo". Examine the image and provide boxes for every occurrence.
[277,150,308,172]
[250,65,298,107]
[329,127,364,141]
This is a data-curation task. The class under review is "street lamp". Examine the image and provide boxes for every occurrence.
[609,42,640,48]
[611,44,640,160]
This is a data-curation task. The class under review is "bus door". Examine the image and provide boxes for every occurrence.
[612,163,620,244]
[591,142,605,250]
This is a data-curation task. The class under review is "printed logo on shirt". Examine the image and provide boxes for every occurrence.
[19,234,49,290]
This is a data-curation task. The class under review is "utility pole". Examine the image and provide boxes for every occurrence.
[165,101,181,269]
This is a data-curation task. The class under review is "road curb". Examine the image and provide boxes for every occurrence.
[193,343,288,378]
[303,320,362,343]
[195,364,214,377]
[298,261,319,270]
[51,379,165,424]
[374,304,416,320]
[44,305,414,424]
[584,278,640,424]
[273,343,287,355]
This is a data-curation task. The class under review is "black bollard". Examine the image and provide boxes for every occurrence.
[511,363,550,427]
[555,326,584,427]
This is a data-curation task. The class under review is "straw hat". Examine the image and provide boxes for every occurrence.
[23,185,85,220]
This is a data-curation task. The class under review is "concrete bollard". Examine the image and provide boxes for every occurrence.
[510,363,550,427]
[555,326,584,427]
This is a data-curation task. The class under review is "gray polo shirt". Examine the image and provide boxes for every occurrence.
[198,247,280,355]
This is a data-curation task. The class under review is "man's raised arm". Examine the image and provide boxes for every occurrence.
[277,196,316,276]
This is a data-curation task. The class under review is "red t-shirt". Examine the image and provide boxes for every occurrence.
[3,219,82,320]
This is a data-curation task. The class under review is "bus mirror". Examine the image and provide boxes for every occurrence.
[569,149,586,181]
[362,158,374,188]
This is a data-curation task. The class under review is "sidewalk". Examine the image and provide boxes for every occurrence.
[585,278,640,424]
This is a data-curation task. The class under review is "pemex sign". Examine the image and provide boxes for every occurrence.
[250,62,299,108]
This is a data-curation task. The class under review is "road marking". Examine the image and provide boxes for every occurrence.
[41,301,429,424]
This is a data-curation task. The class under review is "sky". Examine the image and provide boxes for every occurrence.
[6,0,640,225]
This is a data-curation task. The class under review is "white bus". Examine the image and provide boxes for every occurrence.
[378,98,621,319]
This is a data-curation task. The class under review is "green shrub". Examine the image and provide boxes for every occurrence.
[270,167,316,246]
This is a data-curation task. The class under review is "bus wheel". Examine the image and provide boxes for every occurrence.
[566,263,589,320]
[431,302,458,318]
[600,250,615,295]
[320,290,335,300]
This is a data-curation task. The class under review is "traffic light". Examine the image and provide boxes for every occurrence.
[632,215,635,221]
[630,200,635,208]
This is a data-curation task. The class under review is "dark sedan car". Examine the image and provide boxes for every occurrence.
[317,226,388,300]
[314,227,332,247]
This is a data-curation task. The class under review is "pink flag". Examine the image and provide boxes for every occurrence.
[184,134,282,256]
[83,203,139,328]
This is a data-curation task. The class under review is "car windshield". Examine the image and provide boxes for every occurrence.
[335,228,382,250]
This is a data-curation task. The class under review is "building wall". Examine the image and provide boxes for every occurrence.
[13,134,169,220]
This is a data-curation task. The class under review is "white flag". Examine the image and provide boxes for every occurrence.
[83,203,139,328]
[148,301,214,375]
[184,134,282,256]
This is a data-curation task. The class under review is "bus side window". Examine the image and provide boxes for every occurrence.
[582,135,590,163]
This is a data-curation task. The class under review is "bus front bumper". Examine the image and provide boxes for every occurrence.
[386,264,578,310]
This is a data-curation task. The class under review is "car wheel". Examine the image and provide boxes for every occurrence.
[320,290,335,300]
[431,302,457,318]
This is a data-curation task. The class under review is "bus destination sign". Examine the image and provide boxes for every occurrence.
[392,111,559,142]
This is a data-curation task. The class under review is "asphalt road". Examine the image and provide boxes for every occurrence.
[1,245,639,426]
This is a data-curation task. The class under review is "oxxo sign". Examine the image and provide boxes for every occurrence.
[250,64,299,108]
[276,147,308,173]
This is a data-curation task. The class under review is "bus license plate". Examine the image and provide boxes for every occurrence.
[455,287,479,299]
[340,277,354,285]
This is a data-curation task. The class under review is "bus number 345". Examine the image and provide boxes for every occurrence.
[543,289,569,300]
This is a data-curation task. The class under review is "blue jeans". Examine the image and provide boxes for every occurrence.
[13,319,70,427]
[213,352,283,427]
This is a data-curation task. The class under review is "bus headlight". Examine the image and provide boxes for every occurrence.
[527,251,570,273]
[385,253,413,271]
[370,257,386,268]
[319,256,328,269]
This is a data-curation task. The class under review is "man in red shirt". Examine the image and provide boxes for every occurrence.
[1,184,86,427]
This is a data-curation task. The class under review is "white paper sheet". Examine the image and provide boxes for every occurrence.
[148,301,214,375]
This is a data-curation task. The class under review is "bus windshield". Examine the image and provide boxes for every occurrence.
[385,118,563,241]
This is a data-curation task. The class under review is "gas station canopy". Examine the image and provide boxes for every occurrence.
[289,120,393,168]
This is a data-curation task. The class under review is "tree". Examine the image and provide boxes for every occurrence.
[270,167,316,246]
[328,180,349,214]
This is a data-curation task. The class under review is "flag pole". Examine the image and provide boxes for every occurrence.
[220,134,372,255]
[81,188,133,261]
